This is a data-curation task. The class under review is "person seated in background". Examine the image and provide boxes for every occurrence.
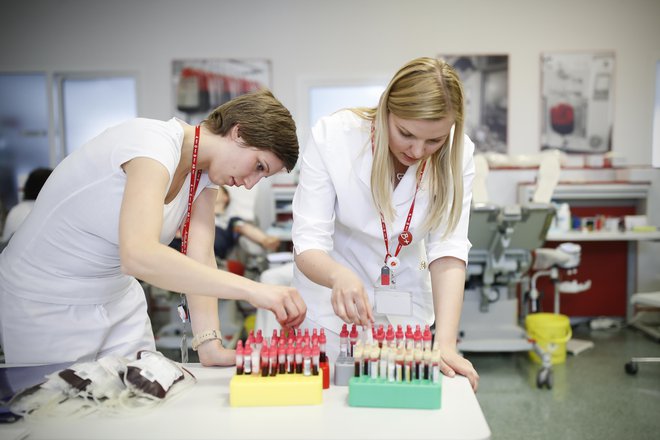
[213,185,280,259]
[1,167,53,244]
[169,185,280,260]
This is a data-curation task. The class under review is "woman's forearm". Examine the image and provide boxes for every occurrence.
[121,241,259,302]
[429,256,467,351]
[294,249,354,289]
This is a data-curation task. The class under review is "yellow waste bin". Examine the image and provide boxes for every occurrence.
[525,313,572,365]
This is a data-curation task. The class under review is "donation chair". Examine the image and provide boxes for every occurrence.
[460,202,555,352]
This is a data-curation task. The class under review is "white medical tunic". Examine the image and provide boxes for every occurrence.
[0,118,215,364]
[292,110,475,342]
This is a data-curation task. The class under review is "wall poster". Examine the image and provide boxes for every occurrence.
[540,51,615,154]
[440,54,509,154]
[172,59,271,125]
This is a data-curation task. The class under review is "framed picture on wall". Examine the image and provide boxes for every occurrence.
[540,51,615,154]
[172,59,271,125]
[440,54,509,154]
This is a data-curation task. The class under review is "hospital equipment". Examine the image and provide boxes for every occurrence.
[460,201,588,388]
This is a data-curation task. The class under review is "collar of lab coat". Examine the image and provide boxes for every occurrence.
[357,146,425,208]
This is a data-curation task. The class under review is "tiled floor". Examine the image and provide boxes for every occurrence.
[470,324,660,440]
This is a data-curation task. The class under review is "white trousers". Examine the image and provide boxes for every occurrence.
[0,281,155,365]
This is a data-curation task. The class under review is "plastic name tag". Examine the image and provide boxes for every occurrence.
[374,288,412,316]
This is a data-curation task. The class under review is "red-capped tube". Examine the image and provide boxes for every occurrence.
[235,340,244,375]
[319,328,327,363]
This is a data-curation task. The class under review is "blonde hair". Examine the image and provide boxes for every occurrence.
[352,57,466,236]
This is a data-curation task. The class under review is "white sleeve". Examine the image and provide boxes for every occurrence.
[426,135,475,264]
[109,120,180,179]
[291,126,337,255]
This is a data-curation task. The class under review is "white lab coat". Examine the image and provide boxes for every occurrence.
[292,110,475,337]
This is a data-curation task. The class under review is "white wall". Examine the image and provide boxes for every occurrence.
[1,0,659,291]
[1,0,659,164]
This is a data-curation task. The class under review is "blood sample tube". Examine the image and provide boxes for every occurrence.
[235,340,244,375]
[278,342,286,374]
[243,343,252,375]
[387,346,396,382]
[261,342,269,377]
[251,344,260,376]
[423,347,432,380]
[395,345,404,382]
[353,341,363,377]
[295,344,303,374]
[379,346,389,379]
[319,329,327,363]
[269,344,278,377]
[395,324,404,347]
[376,325,385,348]
[362,343,370,376]
[349,324,358,357]
[423,325,433,351]
[432,348,442,383]
[414,346,423,380]
[339,324,349,357]
[312,343,320,376]
[385,325,395,348]
[369,345,380,379]
[404,347,413,382]
[286,343,295,374]
[413,325,422,351]
[302,346,312,376]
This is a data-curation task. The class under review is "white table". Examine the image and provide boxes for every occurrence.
[3,364,491,440]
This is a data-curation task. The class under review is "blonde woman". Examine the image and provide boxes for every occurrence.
[292,58,478,390]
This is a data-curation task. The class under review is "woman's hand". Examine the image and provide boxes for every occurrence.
[197,340,236,367]
[247,283,307,330]
[438,347,479,392]
[330,267,374,327]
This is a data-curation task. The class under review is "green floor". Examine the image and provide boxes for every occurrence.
[470,324,660,440]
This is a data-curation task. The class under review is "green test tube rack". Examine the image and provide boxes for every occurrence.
[348,376,442,409]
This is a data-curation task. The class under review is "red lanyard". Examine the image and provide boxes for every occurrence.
[371,122,427,265]
[180,125,202,255]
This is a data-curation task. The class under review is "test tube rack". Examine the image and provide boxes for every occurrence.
[334,355,355,386]
[230,372,323,407]
[348,376,442,409]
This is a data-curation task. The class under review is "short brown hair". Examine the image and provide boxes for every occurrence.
[202,89,299,172]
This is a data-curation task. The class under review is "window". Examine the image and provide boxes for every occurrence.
[54,74,137,156]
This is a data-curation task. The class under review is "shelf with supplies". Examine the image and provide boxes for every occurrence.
[519,180,655,320]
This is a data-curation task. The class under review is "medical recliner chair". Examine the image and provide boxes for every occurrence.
[461,202,556,352]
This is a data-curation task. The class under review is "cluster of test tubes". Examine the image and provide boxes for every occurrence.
[340,323,442,384]
[235,328,327,378]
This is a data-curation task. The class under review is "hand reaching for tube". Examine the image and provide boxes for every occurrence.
[248,283,307,330]
[330,267,374,327]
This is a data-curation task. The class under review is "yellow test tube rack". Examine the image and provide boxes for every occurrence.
[229,372,323,407]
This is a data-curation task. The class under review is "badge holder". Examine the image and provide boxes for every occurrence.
[178,297,190,363]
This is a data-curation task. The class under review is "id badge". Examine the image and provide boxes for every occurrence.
[374,287,412,316]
